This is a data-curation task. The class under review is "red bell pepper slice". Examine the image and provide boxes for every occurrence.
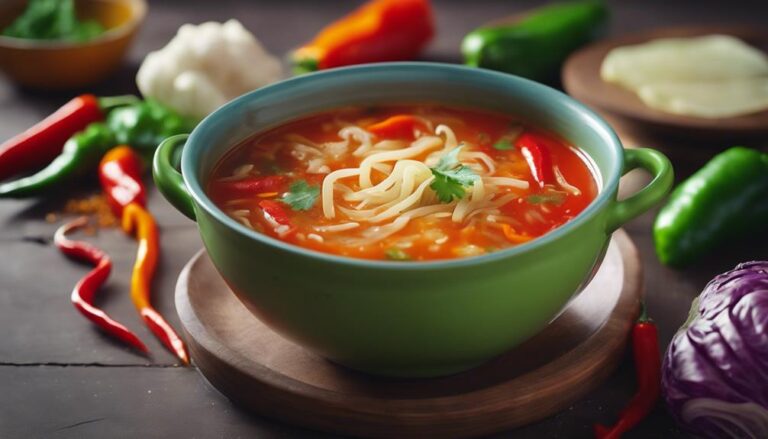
[516,133,554,188]
[215,176,286,196]
[259,200,292,226]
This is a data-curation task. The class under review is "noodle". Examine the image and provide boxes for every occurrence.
[555,165,582,196]
[314,222,360,232]
[209,105,596,261]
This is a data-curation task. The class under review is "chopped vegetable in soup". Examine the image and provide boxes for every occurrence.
[208,105,598,261]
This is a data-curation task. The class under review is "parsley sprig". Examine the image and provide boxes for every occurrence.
[429,146,479,203]
[281,180,320,211]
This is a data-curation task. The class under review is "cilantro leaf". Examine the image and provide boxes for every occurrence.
[526,191,567,206]
[493,125,524,151]
[281,180,320,211]
[429,147,479,203]
[385,248,411,261]
[493,139,515,151]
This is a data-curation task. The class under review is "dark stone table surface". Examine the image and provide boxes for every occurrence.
[1,1,766,437]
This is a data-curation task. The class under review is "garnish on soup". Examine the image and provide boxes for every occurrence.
[208,105,597,261]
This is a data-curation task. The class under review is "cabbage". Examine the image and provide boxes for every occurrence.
[663,261,768,438]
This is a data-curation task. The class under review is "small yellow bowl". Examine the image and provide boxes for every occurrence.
[0,0,147,89]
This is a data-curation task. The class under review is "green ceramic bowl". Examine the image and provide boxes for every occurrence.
[154,63,672,377]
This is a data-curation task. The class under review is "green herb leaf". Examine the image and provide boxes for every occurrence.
[281,180,320,211]
[385,248,411,261]
[2,0,105,41]
[493,139,515,151]
[429,146,479,203]
[526,191,567,205]
[493,125,524,151]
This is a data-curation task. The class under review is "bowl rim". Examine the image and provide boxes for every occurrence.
[0,0,147,49]
[182,62,623,270]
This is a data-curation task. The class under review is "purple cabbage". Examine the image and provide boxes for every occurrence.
[663,261,768,438]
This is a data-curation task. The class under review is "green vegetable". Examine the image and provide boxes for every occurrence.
[385,248,411,261]
[430,147,479,203]
[281,180,320,211]
[106,100,197,159]
[0,123,115,197]
[493,139,515,151]
[462,0,608,82]
[293,58,319,76]
[2,0,105,42]
[527,190,567,205]
[653,147,768,267]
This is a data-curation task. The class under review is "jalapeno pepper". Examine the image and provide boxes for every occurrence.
[0,122,116,198]
[462,0,608,82]
[653,147,768,267]
[0,95,139,183]
[292,0,434,73]
[0,99,194,199]
[54,217,148,353]
[0,94,103,182]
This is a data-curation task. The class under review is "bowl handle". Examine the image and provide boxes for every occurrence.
[606,148,673,232]
[153,134,196,221]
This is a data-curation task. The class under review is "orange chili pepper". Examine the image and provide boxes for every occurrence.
[122,203,189,365]
[501,224,533,244]
[366,115,430,139]
[292,0,434,72]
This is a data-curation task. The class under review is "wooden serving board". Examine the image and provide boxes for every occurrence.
[175,230,642,438]
[562,26,768,142]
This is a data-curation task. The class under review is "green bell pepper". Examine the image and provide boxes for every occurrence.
[653,147,768,267]
[462,0,608,82]
[0,123,115,198]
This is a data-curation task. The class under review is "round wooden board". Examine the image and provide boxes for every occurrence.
[562,26,768,141]
[176,230,642,438]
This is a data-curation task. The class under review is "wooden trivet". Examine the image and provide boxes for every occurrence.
[176,230,642,438]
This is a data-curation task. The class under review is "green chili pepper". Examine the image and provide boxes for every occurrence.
[0,123,115,198]
[461,0,608,82]
[106,100,197,158]
[653,147,768,267]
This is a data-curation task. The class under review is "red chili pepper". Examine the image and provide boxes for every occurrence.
[292,0,434,72]
[54,217,148,353]
[594,304,661,439]
[516,133,554,188]
[366,115,430,139]
[98,145,189,364]
[0,94,103,181]
[99,146,146,217]
[214,175,286,196]
[259,200,292,225]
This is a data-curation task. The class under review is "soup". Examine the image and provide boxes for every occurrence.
[208,105,598,261]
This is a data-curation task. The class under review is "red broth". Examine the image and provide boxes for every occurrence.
[208,105,598,261]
